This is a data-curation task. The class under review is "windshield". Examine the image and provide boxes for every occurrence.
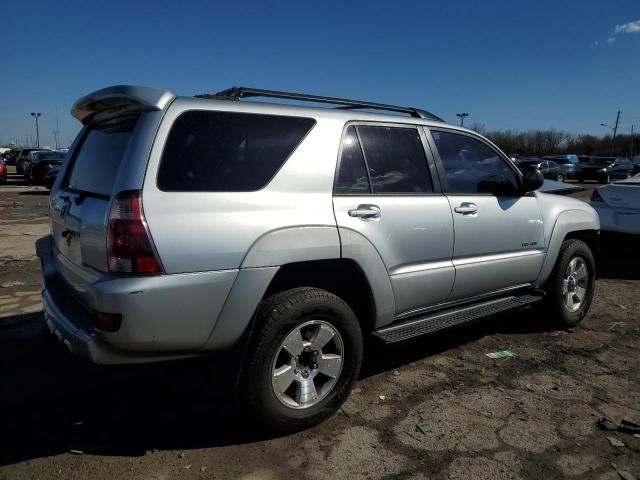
[592,159,614,166]
[35,151,65,161]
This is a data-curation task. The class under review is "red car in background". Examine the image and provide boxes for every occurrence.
[0,156,7,183]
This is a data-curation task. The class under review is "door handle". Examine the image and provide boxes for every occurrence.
[348,204,381,220]
[454,203,478,215]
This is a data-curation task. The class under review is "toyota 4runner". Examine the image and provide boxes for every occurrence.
[37,85,599,432]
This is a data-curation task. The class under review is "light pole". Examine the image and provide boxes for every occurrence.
[30,112,42,148]
[456,112,469,127]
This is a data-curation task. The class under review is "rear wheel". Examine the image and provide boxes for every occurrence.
[240,287,362,433]
[556,174,564,182]
[544,239,596,327]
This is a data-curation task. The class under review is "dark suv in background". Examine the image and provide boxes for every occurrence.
[16,148,47,175]
[23,150,65,186]
[578,157,634,183]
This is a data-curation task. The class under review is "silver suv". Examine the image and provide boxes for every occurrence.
[37,85,599,431]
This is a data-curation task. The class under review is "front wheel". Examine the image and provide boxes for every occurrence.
[240,287,363,433]
[544,239,596,328]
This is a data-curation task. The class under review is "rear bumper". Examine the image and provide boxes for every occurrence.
[593,206,640,235]
[36,235,239,364]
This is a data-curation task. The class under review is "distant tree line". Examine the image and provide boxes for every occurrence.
[469,123,637,158]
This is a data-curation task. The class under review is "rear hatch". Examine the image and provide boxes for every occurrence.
[48,86,175,303]
[50,115,139,281]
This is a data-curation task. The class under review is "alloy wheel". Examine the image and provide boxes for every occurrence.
[562,257,589,313]
[271,320,344,409]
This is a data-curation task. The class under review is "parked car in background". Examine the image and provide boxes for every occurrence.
[543,155,581,181]
[0,156,7,183]
[631,157,640,175]
[578,157,635,183]
[3,149,20,166]
[591,174,640,235]
[41,163,61,189]
[16,148,47,175]
[578,155,595,164]
[23,150,66,186]
[516,158,565,181]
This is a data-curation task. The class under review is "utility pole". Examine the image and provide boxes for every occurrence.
[456,112,469,127]
[30,112,42,148]
[610,110,621,156]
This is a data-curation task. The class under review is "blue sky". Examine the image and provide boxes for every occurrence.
[1,0,638,147]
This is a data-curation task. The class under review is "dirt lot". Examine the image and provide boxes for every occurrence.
[1,169,639,480]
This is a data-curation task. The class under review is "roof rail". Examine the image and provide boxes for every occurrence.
[195,87,443,122]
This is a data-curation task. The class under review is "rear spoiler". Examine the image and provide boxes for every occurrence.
[71,85,175,125]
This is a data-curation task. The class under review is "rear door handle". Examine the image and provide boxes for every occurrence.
[348,204,381,220]
[454,203,478,215]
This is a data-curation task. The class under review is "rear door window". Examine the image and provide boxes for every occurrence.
[66,117,137,197]
[335,126,371,194]
[358,126,433,194]
[157,111,316,192]
[335,124,433,194]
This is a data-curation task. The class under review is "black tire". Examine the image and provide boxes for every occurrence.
[556,174,564,182]
[544,239,596,328]
[240,287,362,433]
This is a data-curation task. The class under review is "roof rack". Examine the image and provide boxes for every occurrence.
[195,87,443,122]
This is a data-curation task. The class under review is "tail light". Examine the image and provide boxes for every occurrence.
[590,189,603,202]
[107,191,163,275]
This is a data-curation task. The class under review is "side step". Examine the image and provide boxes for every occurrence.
[373,293,544,343]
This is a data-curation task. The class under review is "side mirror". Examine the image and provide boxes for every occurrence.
[521,164,544,193]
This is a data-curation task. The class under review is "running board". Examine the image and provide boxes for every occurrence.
[373,293,544,343]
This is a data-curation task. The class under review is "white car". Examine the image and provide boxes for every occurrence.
[590,175,640,235]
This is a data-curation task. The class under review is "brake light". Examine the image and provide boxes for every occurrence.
[107,191,163,275]
[590,189,603,202]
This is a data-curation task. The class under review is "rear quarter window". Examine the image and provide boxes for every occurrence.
[157,111,316,192]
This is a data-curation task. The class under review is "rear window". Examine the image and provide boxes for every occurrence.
[36,151,65,161]
[66,117,137,196]
[157,111,315,192]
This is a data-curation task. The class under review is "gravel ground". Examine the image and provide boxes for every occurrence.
[1,170,638,480]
